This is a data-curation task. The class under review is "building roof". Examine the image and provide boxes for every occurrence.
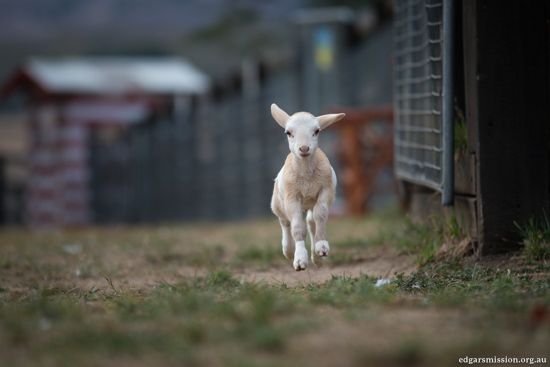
[3,57,211,96]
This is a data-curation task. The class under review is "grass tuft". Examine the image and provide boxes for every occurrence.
[454,99,468,157]
[514,212,550,262]
[398,209,470,265]
[207,269,240,287]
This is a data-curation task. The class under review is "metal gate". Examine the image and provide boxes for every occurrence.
[393,0,454,205]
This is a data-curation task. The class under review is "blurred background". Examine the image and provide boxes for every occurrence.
[0,0,398,229]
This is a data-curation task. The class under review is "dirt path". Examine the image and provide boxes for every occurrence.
[235,248,417,286]
[0,217,418,295]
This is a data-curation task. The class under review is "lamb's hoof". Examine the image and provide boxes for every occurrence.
[293,257,307,271]
[315,241,330,257]
[293,246,308,271]
[312,254,325,268]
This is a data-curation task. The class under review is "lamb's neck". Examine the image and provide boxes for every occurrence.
[291,150,318,176]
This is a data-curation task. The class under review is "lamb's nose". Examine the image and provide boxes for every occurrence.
[299,146,310,153]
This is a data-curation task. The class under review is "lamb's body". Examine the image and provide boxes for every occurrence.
[272,149,336,213]
[269,104,345,271]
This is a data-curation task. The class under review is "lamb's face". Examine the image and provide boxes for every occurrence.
[270,104,345,159]
[284,113,320,158]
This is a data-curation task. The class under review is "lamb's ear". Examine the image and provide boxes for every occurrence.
[271,103,290,129]
[316,113,346,129]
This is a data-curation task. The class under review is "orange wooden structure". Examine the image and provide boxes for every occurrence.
[327,106,395,215]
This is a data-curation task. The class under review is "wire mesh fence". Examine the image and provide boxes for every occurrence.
[393,0,446,191]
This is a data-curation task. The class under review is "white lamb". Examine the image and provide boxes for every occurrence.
[270,104,345,271]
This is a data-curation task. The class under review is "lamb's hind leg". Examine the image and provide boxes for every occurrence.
[286,200,308,271]
[307,210,324,268]
[271,181,295,260]
[279,218,295,260]
[312,190,332,258]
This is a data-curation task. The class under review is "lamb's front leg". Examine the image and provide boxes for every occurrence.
[312,190,332,259]
[285,200,308,271]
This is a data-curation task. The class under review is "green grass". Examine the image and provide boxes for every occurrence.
[441,208,466,240]
[515,212,550,262]
[455,99,468,157]
[394,209,471,265]
[390,218,442,265]
[234,243,281,265]
[1,265,549,366]
[395,262,550,309]
[0,211,549,366]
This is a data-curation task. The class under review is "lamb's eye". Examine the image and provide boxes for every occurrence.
[285,131,292,137]
[314,129,320,135]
